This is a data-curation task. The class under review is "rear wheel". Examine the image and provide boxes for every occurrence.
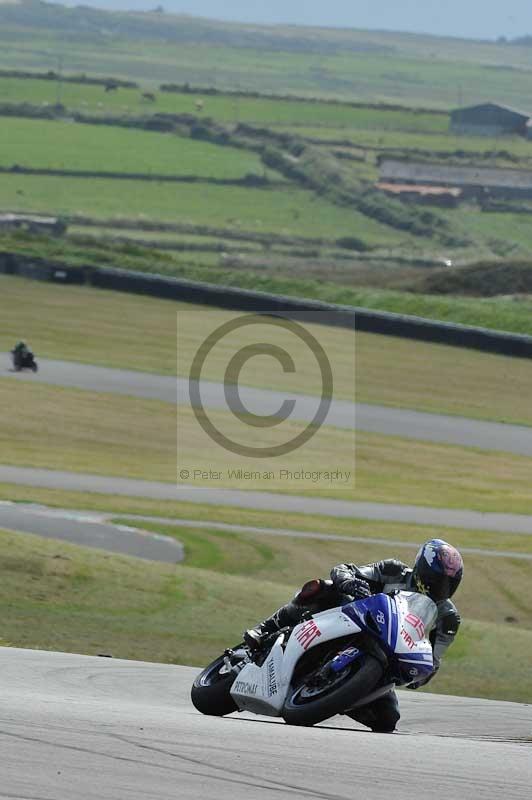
[191,652,242,716]
[283,655,383,727]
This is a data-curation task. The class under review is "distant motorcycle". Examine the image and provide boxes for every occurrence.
[11,348,38,373]
[191,589,436,726]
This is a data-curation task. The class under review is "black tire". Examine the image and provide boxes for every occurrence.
[32,362,38,373]
[191,654,239,717]
[282,655,383,727]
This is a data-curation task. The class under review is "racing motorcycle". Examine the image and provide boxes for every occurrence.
[11,348,38,373]
[191,589,437,726]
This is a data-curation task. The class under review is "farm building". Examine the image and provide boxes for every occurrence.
[378,159,532,199]
[0,213,66,235]
[376,183,462,207]
[450,103,532,137]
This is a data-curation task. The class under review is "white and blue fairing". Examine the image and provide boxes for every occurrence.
[341,591,437,684]
[230,591,437,716]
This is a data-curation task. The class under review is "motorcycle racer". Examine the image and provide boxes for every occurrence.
[244,539,463,733]
[11,341,38,372]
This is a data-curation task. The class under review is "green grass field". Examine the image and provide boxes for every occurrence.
[2,375,532,512]
[0,173,406,244]
[1,73,531,171]
[4,275,532,425]
[278,125,532,160]
[3,6,532,110]
[439,207,532,253]
[0,112,530,262]
[0,75,448,131]
[0,117,269,178]
[2,77,532,265]
[1,523,530,702]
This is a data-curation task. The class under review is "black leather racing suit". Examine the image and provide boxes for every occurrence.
[251,558,461,732]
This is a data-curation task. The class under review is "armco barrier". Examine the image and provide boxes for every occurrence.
[0,252,85,284]
[3,254,532,358]
[89,266,532,358]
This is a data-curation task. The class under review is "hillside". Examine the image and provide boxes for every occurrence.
[2,1,532,108]
[2,3,532,327]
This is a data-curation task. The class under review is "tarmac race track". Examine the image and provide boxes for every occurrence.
[0,501,184,563]
[2,501,532,561]
[0,648,530,800]
[4,354,532,456]
[4,465,532,536]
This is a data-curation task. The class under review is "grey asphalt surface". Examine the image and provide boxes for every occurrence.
[4,353,532,456]
[0,501,183,563]
[3,465,532,535]
[2,503,532,561]
[0,647,530,800]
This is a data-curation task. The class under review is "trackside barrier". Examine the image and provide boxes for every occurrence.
[90,266,532,359]
[0,252,85,284]
[2,253,532,358]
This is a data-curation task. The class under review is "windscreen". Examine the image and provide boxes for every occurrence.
[401,592,438,633]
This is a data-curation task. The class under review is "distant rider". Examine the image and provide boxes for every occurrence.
[13,341,29,359]
[244,538,463,733]
[12,340,30,368]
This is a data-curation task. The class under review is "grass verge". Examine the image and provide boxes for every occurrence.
[2,482,532,560]
[3,482,532,557]
[2,377,532,512]
[114,520,532,632]
[3,275,532,426]
[1,525,530,703]
[0,374,531,510]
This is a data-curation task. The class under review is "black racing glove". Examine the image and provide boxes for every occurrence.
[342,576,372,600]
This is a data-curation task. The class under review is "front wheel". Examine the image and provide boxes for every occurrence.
[191,652,241,717]
[283,655,383,727]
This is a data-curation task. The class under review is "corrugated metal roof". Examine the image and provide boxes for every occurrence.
[380,160,532,189]
[451,102,532,120]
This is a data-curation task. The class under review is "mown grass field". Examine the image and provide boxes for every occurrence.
[0,378,353,498]
[4,276,532,425]
[0,117,270,178]
[2,376,532,512]
[0,523,530,703]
